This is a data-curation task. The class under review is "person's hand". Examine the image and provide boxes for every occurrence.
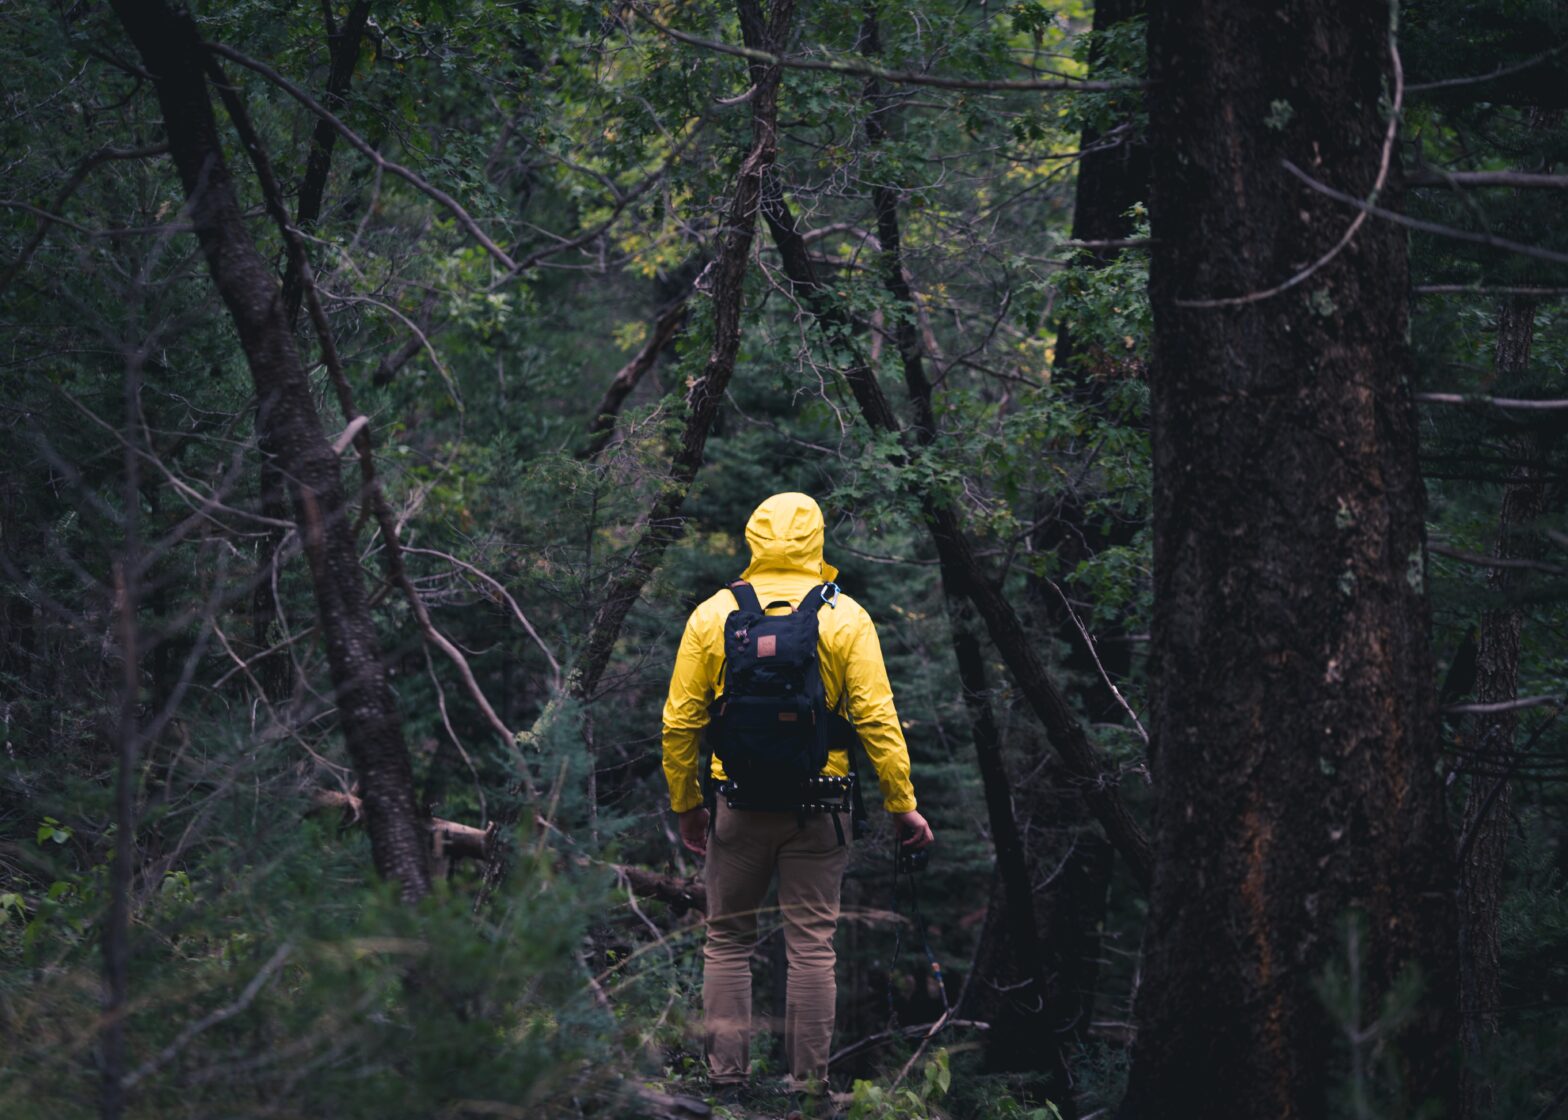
[893,809,934,849]
[678,806,710,857]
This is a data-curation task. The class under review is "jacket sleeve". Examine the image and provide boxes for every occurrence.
[661,606,720,813]
[843,608,917,814]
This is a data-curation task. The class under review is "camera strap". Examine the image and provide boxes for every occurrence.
[887,832,949,1022]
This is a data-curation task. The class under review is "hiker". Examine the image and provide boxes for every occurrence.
[661,492,934,1103]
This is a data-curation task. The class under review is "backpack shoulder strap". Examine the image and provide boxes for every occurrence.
[799,582,841,615]
[727,580,762,614]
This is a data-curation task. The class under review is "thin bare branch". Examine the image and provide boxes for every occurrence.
[1408,168,1568,189]
[403,545,563,690]
[0,144,167,298]
[1429,542,1568,576]
[121,943,295,1090]
[629,3,1139,93]
[1416,392,1568,411]
[1042,575,1150,745]
[1406,43,1567,94]
[206,41,520,270]
[1415,284,1568,297]
[1284,161,1568,268]
[1443,695,1563,715]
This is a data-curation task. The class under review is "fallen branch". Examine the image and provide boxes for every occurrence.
[630,1085,713,1118]
[1429,542,1568,576]
[1415,392,1568,411]
[615,864,707,915]
[829,1018,989,1067]
[311,788,708,912]
[312,789,498,861]
[1442,695,1563,715]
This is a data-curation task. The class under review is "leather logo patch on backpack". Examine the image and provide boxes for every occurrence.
[757,634,777,657]
[777,711,797,722]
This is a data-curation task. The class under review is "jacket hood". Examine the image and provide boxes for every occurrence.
[739,492,840,582]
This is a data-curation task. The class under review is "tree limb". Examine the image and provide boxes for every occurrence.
[630,3,1139,92]
[759,187,1155,889]
[579,291,692,459]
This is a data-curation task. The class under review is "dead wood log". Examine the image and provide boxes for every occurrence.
[311,789,708,911]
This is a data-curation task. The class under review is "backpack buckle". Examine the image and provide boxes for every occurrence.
[819,582,840,609]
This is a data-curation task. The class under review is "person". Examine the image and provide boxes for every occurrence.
[661,492,934,1103]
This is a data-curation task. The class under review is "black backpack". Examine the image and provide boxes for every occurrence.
[705,580,864,826]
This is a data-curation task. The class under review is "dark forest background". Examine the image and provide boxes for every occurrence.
[2,1,1565,1118]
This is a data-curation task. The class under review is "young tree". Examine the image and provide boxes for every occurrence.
[1123,4,1457,1116]
[109,0,432,900]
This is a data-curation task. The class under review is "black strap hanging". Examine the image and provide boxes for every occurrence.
[887,831,948,1023]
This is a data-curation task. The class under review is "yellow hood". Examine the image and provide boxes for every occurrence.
[739,492,840,582]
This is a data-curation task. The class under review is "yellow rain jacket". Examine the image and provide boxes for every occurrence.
[661,493,917,815]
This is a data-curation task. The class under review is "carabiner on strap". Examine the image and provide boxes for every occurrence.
[819,582,840,609]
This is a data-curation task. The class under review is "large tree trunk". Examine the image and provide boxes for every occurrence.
[1457,295,1547,1120]
[1123,4,1456,1117]
[111,0,431,901]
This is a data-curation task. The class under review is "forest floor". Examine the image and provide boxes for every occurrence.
[641,1073,859,1120]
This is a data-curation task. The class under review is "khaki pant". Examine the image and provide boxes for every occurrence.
[703,801,850,1089]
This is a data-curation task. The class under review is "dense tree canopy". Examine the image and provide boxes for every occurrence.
[1,2,1564,1118]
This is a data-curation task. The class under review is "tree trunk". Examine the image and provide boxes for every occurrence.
[474,0,795,906]
[111,0,432,901]
[1457,296,1547,1120]
[856,16,1087,1098]
[760,189,1154,889]
[1053,0,1148,379]
[279,0,373,325]
[250,3,373,696]
[564,0,794,708]
[1123,5,1456,1117]
[100,355,143,1120]
[579,287,692,460]
[1036,0,1147,720]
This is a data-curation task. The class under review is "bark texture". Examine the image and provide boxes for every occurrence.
[1458,296,1547,1120]
[1123,5,1456,1117]
[112,0,431,900]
